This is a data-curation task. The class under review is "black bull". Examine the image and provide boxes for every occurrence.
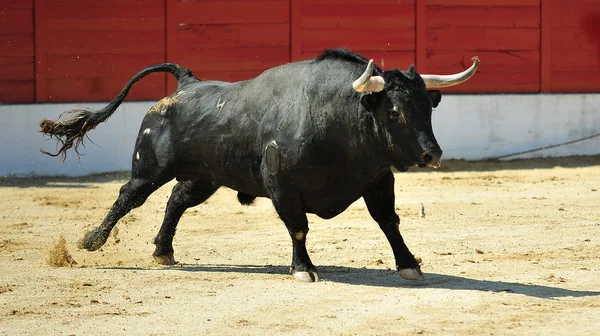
[40,49,479,282]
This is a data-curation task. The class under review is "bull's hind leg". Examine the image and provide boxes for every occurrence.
[153,180,219,265]
[79,119,176,252]
[78,175,172,251]
[363,171,424,281]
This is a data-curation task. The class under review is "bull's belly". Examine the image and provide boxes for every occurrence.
[302,194,362,219]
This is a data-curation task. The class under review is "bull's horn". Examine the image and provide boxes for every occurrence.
[353,59,385,93]
[421,56,480,89]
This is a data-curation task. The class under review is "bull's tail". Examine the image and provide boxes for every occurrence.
[39,63,196,161]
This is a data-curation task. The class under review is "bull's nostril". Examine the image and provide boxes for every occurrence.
[422,153,433,164]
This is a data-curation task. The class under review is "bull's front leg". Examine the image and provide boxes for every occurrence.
[363,171,424,281]
[270,192,319,282]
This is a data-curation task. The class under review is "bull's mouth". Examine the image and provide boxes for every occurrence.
[417,161,441,169]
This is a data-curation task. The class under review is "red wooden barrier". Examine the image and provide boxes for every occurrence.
[1,0,600,103]
[0,0,35,103]
[422,0,541,93]
[34,0,166,103]
[292,0,416,71]
[166,0,290,93]
[549,0,600,92]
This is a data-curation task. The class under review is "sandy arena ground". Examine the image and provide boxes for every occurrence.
[1,156,599,335]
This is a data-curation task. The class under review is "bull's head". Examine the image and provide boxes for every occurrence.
[353,57,480,171]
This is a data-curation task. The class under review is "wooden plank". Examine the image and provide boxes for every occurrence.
[551,50,600,71]
[45,75,165,102]
[541,0,553,92]
[46,18,164,31]
[551,71,600,92]
[416,0,426,72]
[176,1,289,25]
[426,28,540,51]
[551,27,598,51]
[0,0,33,8]
[35,0,48,102]
[166,0,178,94]
[299,4,415,29]
[176,23,290,49]
[45,31,165,55]
[45,6,164,19]
[0,81,34,103]
[0,34,34,57]
[551,2,600,27]
[46,53,166,78]
[175,47,290,72]
[300,0,414,4]
[44,0,164,8]
[0,56,34,81]
[291,0,301,61]
[427,6,540,28]
[300,28,415,52]
[0,8,34,34]
[426,0,540,6]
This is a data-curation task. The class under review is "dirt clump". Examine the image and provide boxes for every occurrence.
[47,235,77,267]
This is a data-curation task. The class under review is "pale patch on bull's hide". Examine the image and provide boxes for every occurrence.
[143,128,151,135]
[294,232,305,241]
[147,95,178,115]
[136,151,140,160]
[265,140,279,175]
[216,98,225,109]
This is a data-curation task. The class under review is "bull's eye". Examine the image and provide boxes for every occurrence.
[390,106,406,123]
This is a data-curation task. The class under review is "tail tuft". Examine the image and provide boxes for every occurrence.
[39,108,100,161]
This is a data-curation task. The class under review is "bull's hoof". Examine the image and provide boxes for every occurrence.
[293,270,320,282]
[153,254,177,265]
[399,268,425,281]
[291,268,319,282]
[77,229,109,251]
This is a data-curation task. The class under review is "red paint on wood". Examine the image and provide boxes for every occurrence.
[176,1,289,25]
[45,54,165,78]
[0,82,34,103]
[427,28,540,51]
[416,0,426,72]
[291,0,301,61]
[299,4,414,29]
[541,0,553,92]
[45,18,164,32]
[44,6,164,19]
[44,0,164,8]
[176,23,290,49]
[0,8,34,34]
[0,0,33,8]
[300,0,414,4]
[176,47,290,72]
[34,0,48,102]
[426,0,539,6]
[300,28,414,52]
[46,75,165,102]
[166,0,178,94]
[0,56,35,81]
[427,6,540,28]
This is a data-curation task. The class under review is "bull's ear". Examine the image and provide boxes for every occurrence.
[428,90,442,108]
[360,93,379,112]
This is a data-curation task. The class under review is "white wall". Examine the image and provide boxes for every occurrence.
[2,94,599,176]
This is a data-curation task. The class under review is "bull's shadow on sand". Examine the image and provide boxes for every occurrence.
[108,264,600,299]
